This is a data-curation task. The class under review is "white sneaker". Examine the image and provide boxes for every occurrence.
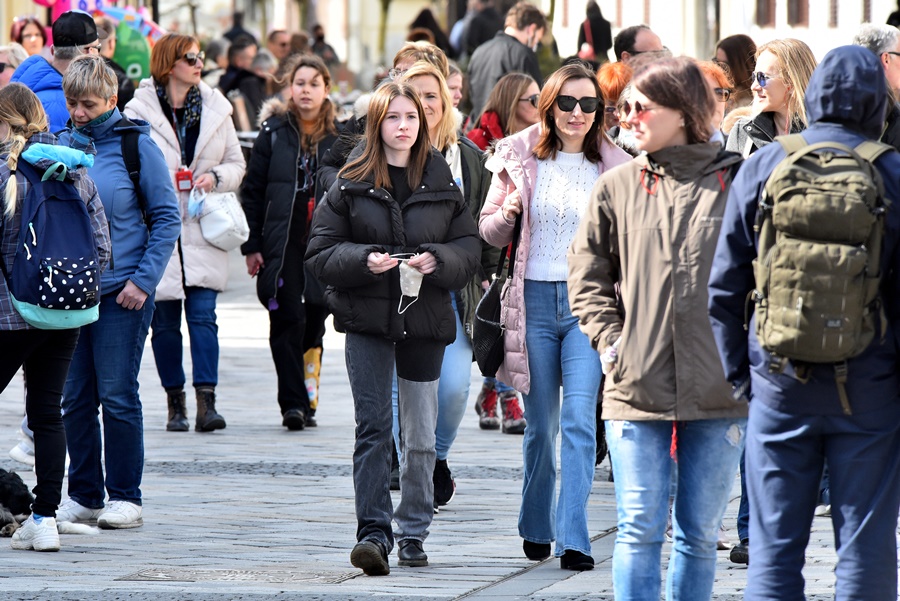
[11,516,60,551]
[56,498,104,523]
[98,500,142,529]
[8,429,35,467]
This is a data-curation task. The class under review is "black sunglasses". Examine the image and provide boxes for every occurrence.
[555,95,599,113]
[0,63,6,74]
[182,51,206,67]
[518,94,539,108]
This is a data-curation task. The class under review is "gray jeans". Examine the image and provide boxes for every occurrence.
[345,332,443,551]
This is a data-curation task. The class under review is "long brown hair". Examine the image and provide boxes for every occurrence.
[716,34,756,105]
[340,83,431,191]
[478,72,537,136]
[534,63,606,163]
[0,84,48,216]
[284,54,337,152]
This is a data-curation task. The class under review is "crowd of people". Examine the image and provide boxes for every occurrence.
[1,4,900,601]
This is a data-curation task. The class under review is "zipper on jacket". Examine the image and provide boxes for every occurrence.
[270,117,307,303]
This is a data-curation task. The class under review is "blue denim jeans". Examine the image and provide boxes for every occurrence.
[606,418,746,601]
[392,292,472,461]
[745,399,900,601]
[62,291,154,507]
[150,286,219,389]
[737,452,749,543]
[520,280,601,556]
[345,332,443,551]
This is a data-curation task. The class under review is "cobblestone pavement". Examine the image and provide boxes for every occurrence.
[0,254,843,600]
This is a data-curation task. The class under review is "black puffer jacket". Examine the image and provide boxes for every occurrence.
[305,149,481,343]
[240,99,339,308]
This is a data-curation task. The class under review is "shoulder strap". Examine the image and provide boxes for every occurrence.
[493,214,522,280]
[118,117,148,226]
[854,140,894,164]
[776,133,807,156]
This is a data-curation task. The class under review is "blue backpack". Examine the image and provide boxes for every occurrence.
[0,160,100,329]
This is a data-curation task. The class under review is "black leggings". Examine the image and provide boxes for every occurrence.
[0,328,79,517]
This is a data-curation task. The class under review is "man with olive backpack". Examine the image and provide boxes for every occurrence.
[708,46,900,600]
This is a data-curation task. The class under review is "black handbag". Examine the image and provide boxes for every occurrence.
[473,215,521,377]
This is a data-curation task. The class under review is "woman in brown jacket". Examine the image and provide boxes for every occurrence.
[567,57,747,601]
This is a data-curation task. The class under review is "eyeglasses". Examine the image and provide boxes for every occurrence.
[82,44,101,54]
[182,51,206,67]
[886,51,900,58]
[0,63,6,74]
[22,33,42,41]
[518,94,539,108]
[752,71,780,88]
[604,105,617,114]
[555,95,599,113]
[388,68,406,81]
[713,87,733,102]
[622,100,660,119]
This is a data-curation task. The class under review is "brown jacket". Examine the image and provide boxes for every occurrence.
[568,143,748,421]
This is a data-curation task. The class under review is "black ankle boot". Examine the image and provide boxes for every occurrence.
[560,549,594,571]
[165,389,189,431]
[523,539,551,560]
[398,539,428,567]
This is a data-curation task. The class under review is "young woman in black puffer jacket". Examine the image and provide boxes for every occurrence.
[305,82,480,575]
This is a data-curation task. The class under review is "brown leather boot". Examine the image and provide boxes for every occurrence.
[195,387,226,432]
[165,389,189,432]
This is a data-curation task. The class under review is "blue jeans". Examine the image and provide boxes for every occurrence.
[737,452,749,543]
[745,399,900,601]
[520,280,601,556]
[606,418,745,601]
[484,377,515,395]
[392,292,472,461]
[150,286,219,389]
[62,291,154,507]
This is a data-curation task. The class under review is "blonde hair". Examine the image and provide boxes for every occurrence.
[0,83,48,216]
[755,38,817,128]
[400,61,457,151]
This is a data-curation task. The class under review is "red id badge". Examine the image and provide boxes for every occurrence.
[175,167,193,191]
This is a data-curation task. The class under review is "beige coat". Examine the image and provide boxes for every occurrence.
[125,79,246,300]
[568,143,748,421]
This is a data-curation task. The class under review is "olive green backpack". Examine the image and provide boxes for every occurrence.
[751,134,893,414]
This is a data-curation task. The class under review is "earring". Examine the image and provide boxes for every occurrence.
[680,120,685,127]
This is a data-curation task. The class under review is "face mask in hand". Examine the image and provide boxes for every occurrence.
[397,260,424,314]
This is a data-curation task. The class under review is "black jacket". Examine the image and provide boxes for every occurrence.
[467,32,543,119]
[105,57,135,111]
[882,102,900,151]
[304,149,481,343]
[240,99,339,308]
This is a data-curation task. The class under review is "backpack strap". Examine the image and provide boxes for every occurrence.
[853,140,894,165]
[118,117,149,227]
[775,133,807,156]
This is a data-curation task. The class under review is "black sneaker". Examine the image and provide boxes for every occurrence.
[282,409,306,431]
[730,540,749,565]
[433,458,456,506]
[350,539,390,576]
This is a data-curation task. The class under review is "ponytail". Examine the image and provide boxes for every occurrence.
[3,133,26,218]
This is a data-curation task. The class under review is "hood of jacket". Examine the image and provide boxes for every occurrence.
[641,142,742,181]
[11,55,60,94]
[805,45,888,139]
[257,97,291,124]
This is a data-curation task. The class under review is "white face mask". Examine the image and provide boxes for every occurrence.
[397,260,424,314]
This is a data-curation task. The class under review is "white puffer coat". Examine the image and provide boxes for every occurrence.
[125,79,246,300]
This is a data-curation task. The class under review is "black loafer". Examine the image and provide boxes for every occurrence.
[523,539,551,561]
[350,539,390,576]
[560,549,594,571]
[397,538,428,567]
[282,409,306,431]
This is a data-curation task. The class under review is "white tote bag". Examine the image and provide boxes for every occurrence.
[191,189,250,251]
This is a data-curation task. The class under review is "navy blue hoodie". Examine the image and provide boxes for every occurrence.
[708,46,900,415]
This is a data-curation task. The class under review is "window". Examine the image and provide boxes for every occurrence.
[828,0,838,27]
[644,0,650,25]
[863,0,872,22]
[616,0,622,28]
[788,0,809,26]
[756,0,776,27]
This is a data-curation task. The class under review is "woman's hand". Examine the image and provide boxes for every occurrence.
[501,190,522,222]
[194,173,216,194]
[246,253,264,277]
[367,252,398,274]
[408,252,436,275]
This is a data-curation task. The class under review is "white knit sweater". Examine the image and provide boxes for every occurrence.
[525,151,597,281]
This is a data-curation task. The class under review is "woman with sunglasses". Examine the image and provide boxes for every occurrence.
[480,63,631,570]
[697,60,734,138]
[398,61,502,506]
[568,56,745,601]
[467,72,540,152]
[125,33,245,433]
[725,38,816,159]
[240,54,340,431]
[305,82,480,573]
